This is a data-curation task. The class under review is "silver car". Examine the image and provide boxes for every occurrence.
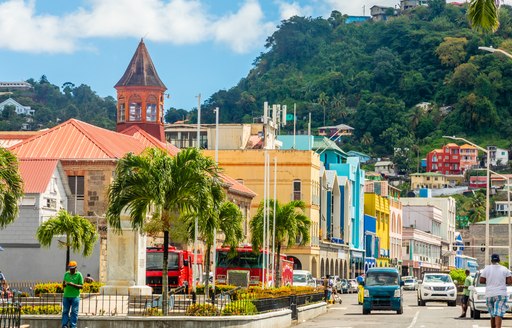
[403,278,419,290]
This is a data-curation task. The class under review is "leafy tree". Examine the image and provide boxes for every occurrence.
[0,148,24,229]
[36,209,98,271]
[250,199,311,287]
[106,147,220,315]
[317,92,329,126]
[435,37,468,67]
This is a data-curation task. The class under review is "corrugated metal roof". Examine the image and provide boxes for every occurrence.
[120,125,179,156]
[10,119,151,159]
[18,159,58,193]
[219,173,256,197]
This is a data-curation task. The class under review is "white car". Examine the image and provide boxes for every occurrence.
[293,270,316,287]
[403,278,419,290]
[417,273,457,306]
[469,271,512,319]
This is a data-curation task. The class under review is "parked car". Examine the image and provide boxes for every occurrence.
[417,273,457,306]
[348,279,358,293]
[403,278,419,290]
[293,270,316,287]
[468,271,512,319]
[362,267,403,315]
[339,279,349,294]
[329,275,344,293]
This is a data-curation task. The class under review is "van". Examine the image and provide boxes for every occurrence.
[362,267,403,315]
[293,270,315,287]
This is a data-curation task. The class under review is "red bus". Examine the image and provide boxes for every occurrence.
[146,246,203,294]
[215,246,293,287]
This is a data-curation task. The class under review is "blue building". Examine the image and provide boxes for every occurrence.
[364,214,377,272]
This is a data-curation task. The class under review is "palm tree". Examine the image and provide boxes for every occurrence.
[0,148,24,229]
[36,209,98,271]
[468,0,500,33]
[250,199,311,287]
[184,198,243,297]
[106,147,219,315]
[318,92,330,126]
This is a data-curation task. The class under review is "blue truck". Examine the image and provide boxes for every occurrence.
[362,267,403,315]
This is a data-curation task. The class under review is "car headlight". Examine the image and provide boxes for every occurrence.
[447,285,455,290]
[423,285,432,291]
[394,289,401,298]
[364,289,369,297]
[477,294,486,301]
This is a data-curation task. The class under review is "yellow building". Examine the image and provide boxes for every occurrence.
[364,182,390,267]
[202,149,321,277]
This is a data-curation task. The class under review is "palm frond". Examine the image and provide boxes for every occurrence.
[468,0,500,33]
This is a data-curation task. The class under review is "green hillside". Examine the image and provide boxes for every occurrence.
[191,2,512,173]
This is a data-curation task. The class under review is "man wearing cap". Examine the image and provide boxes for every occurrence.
[61,261,83,328]
[480,254,512,328]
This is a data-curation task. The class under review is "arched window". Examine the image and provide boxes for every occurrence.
[129,95,142,121]
[146,95,158,122]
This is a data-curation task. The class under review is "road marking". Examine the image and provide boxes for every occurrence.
[407,310,419,328]
[330,307,347,310]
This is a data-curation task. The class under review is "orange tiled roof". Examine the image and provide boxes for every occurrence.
[445,143,459,147]
[460,144,477,149]
[9,119,169,159]
[18,159,58,193]
[219,173,256,198]
[119,125,179,156]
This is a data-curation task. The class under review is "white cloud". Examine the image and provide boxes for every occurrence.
[277,1,313,20]
[0,0,76,53]
[212,0,274,53]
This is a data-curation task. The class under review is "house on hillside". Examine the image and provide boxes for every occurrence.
[0,98,34,116]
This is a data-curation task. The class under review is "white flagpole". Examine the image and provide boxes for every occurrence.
[272,156,277,287]
[262,150,267,288]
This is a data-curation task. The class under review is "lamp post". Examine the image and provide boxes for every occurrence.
[443,136,490,265]
[490,170,511,270]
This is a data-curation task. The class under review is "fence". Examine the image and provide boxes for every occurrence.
[0,290,324,317]
[0,298,21,328]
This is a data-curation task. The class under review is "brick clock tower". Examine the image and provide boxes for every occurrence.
[115,39,167,142]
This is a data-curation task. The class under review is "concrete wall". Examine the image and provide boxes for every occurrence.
[297,302,327,323]
[22,310,293,328]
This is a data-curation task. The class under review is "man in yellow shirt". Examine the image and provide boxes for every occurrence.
[61,261,83,328]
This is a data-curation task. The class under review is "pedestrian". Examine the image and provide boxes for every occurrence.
[459,269,473,318]
[61,261,83,328]
[479,254,512,328]
[84,273,95,283]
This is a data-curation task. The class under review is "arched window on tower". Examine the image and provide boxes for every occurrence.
[129,95,142,121]
[118,96,125,122]
[146,95,157,122]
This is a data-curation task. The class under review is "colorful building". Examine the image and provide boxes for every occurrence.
[364,181,390,267]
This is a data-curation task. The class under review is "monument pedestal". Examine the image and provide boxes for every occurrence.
[100,217,152,296]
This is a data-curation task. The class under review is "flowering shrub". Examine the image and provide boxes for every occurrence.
[34,282,103,296]
[20,305,62,315]
[221,300,257,316]
[185,304,220,316]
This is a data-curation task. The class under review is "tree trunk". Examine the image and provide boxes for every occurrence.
[276,243,281,288]
[204,244,211,299]
[66,244,70,272]
[162,230,169,316]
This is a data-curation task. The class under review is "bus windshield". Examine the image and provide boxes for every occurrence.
[365,271,399,286]
[146,252,179,270]
[216,251,262,269]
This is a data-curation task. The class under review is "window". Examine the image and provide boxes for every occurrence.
[119,103,125,122]
[293,180,301,200]
[68,176,84,198]
[146,95,157,122]
[50,177,57,193]
[46,198,57,209]
[129,95,142,121]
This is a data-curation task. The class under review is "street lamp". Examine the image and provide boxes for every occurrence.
[490,170,511,270]
[443,136,491,265]
[479,46,512,60]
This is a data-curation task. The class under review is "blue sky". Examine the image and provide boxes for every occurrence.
[0,0,496,110]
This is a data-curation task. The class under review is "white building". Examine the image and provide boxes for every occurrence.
[488,146,509,166]
[0,98,34,116]
[400,196,456,268]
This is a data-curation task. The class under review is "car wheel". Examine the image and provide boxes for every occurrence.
[473,309,481,319]
[397,306,403,314]
[448,301,457,307]
[418,298,426,306]
[363,308,371,315]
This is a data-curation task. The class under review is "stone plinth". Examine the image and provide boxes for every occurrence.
[101,216,151,296]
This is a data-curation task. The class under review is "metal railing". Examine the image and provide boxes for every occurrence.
[0,286,324,317]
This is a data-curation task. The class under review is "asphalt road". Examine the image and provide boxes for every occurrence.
[295,290,512,328]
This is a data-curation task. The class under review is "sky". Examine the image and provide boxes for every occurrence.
[0,0,507,110]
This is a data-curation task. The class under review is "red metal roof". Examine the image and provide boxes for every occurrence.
[219,173,256,198]
[9,119,173,159]
[119,125,179,156]
[18,159,59,193]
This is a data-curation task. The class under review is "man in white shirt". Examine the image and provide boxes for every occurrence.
[480,254,512,328]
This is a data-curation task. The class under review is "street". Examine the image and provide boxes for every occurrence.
[296,290,512,328]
